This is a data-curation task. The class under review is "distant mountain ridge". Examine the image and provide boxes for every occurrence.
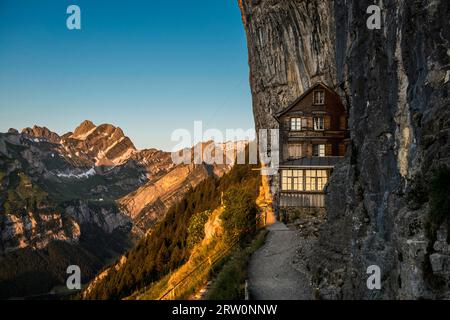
[0,120,234,298]
[21,120,137,167]
[22,126,61,144]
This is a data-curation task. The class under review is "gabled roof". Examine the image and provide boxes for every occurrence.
[274,82,336,121]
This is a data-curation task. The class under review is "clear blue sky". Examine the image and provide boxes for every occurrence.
[0,0,253,150]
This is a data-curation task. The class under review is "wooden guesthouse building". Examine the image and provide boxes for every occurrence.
[275,83,350,209]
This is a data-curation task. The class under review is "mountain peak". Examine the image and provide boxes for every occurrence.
[22,125,61,143]
[72,120,96,139]
[63,120,137,165]
[8,128,19,134]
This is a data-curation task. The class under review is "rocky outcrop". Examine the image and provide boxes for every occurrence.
[64,121,137,166]
[129,148,176,178]
[65,200,131,234]
[239,0,450,299]
[0,212,80,255]
[22,126,61,144]
[120,164,201,228]
[71,120,96,139]
[238,0,336,130]
[81,255,128,299]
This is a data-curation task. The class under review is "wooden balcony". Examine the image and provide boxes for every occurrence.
[279,192,325,208]
[286,130,348,140]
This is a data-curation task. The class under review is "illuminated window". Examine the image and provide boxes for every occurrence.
[290,118,302,131]
[313,144,325,157]
[281,170,304,191]
[281,169,328,191]
[305,170,328,191]
[316,170,328,190]
[314,91,325,105]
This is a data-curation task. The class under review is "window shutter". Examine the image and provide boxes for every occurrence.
[288,144,301,158]
[307,144,313,156]
[339,116,347,130]
[324,116,331,130]
[339,143,346,156]
[302,117,308,129]
[283,144,289,161]
[326,144,332,156]
[307,117,313,130]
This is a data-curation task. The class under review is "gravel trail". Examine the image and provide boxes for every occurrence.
[248,221,313,300]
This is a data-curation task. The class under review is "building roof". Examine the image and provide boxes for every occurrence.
[279,156,344,168]
[274,82,337,120]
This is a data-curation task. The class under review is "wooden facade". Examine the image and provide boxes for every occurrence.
[275,83,350,208]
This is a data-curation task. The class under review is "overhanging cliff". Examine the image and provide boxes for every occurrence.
[239,0,450,299]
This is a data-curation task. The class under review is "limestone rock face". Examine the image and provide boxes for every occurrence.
[129,148,176,178]
[119,164,207,231]
[64,200,130,234]
[239,0,450,299]
[238,0,336,130]
[22,126,61,144]
[72,120,96,139]
[65,121,137,166]
[0,212,80,255]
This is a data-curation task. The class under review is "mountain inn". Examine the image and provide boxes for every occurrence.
[275,83,350,211]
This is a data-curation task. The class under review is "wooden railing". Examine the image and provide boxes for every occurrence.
[279,192,325,208]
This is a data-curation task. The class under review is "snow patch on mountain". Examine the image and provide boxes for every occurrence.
[56,167,96,179]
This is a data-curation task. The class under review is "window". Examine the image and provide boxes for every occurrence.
[290,118,302,131]
[316,170,328,190]
[305,170,328,191]
[281,170,303,191]
[314,117,324,130]
[314,91,325,105]
[282,169,328,191]
[313,144,326,157]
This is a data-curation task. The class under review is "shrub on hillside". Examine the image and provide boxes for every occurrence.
[221,187,258,246]
[187,210,212,248]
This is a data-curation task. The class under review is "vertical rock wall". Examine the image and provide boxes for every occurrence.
[239,0,450,299]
